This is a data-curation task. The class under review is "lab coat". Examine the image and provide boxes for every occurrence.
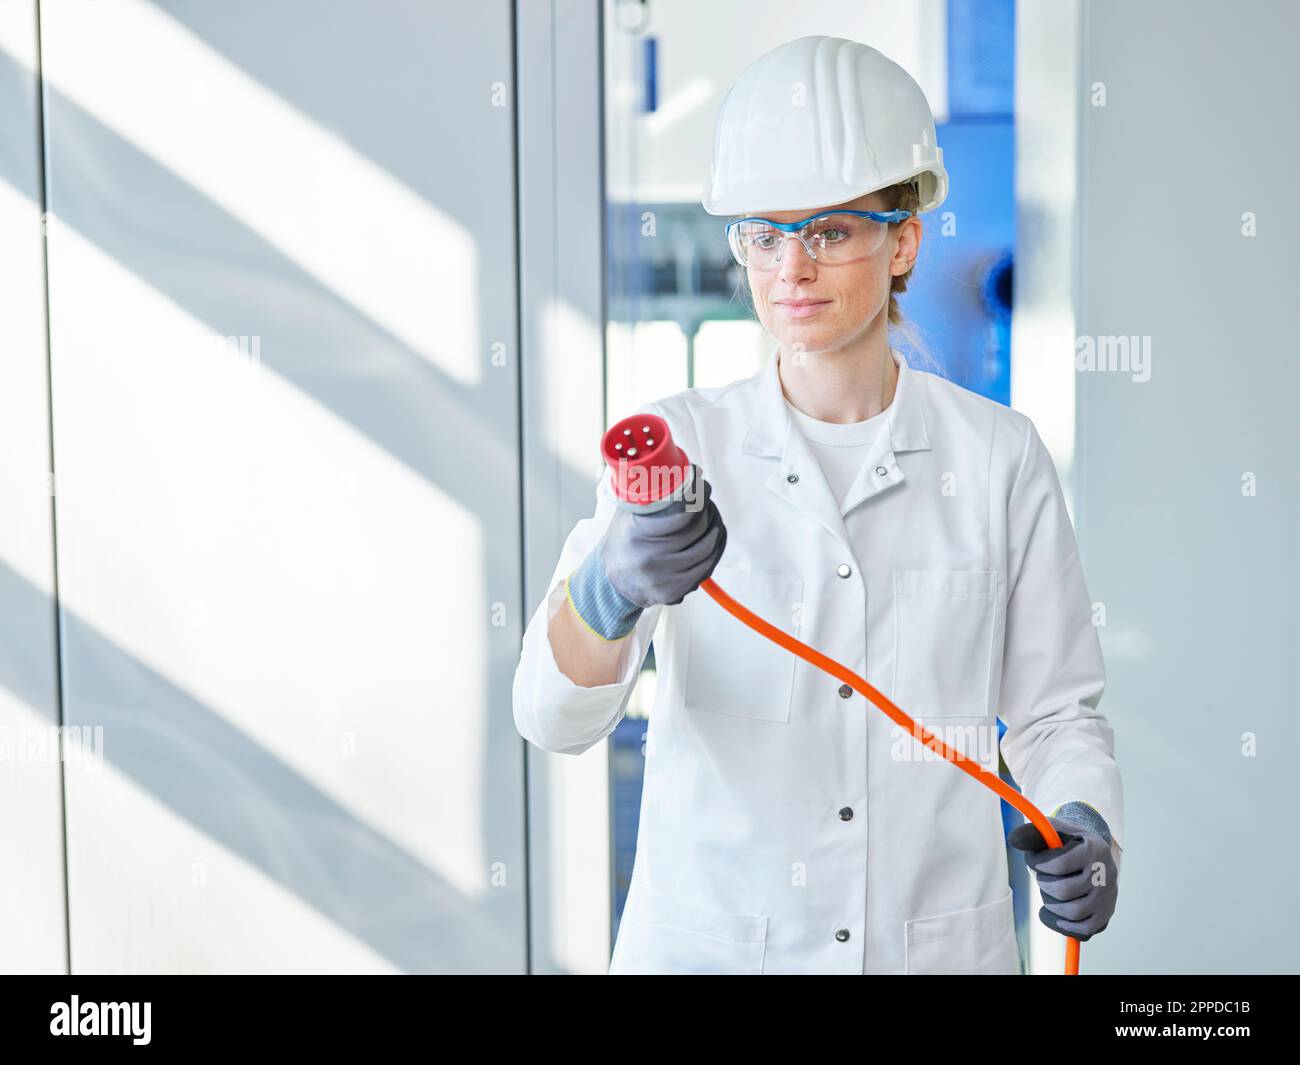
[512,347,1123,975]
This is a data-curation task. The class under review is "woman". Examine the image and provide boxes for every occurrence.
[513,35,1122,975]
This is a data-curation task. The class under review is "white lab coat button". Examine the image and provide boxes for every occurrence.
[787,473,799,483]
[838,683,853,699]
[875,465,888,476]
[838,806,854,821]
[836,564,852,578]
[835,928,851,942]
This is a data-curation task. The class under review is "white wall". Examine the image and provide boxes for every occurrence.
[1022,0,1300,974]
[0,0,68,976]
[2,0,528,973]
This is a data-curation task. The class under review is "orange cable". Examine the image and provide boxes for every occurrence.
[699,576,1081,976]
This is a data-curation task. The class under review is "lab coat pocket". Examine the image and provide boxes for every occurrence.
[904,888,1020,975]
[893,568,996,719]
[614,882,769,975]
[682,563,803,723]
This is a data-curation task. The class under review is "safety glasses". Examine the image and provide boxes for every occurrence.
[725,208,911,269]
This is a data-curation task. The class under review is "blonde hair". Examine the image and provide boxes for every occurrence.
[875,179,946,378]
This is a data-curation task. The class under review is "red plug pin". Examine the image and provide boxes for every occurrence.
[601,413,697,513]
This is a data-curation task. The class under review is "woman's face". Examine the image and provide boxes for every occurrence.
[744,190,921,356]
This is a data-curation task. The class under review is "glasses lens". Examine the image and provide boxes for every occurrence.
[729,220,782,268]
[803,214,888,262]
[731,213,892,270]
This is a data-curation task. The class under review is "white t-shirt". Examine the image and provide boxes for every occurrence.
[784,397,890,510]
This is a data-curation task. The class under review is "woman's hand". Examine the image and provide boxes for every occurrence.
[565,469,727,641]
[602,471,727,609]
[1008,813,1119,941]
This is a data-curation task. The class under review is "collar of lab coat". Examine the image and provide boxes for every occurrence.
[741,345,932,533]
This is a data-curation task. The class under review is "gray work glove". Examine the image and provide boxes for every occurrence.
[565,469,727,640]
[1007,807,1118,942]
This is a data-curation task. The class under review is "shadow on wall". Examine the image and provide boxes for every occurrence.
[0,2,595,972]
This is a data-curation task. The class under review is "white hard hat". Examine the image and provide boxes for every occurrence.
[701,35,948,216]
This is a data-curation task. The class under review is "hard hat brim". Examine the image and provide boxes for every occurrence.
[702,165,948,218]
